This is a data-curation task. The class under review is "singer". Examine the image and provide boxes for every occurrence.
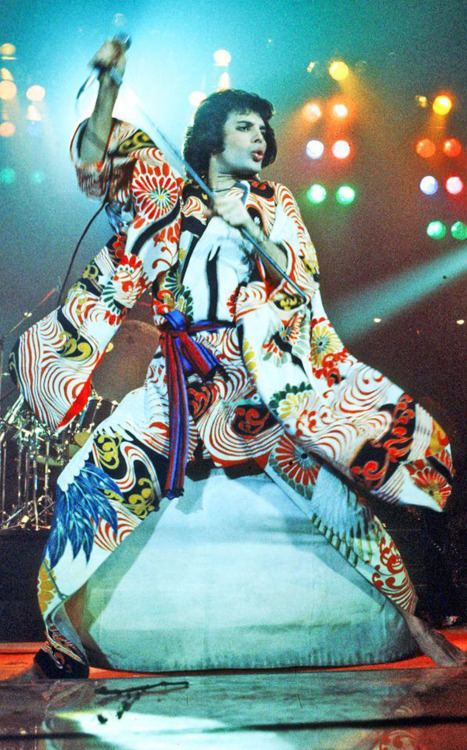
[10,40,465,677]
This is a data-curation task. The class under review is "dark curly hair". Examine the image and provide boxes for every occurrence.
[183,89,277,177]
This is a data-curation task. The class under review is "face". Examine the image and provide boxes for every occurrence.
[214,110,267,176]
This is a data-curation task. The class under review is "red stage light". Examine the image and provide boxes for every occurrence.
[443,138,462,158]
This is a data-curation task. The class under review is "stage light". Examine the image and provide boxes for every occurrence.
[373,318,382,323]
[446,176,463,195]
[0,43,16,58]
[433,94,453,116]
[0,80,17,100]
[451,222,467,240]
[188,90,206,107]
[332,103,348,118]
[457,319,465,325]
[303,101,322,122]
[0,121,15,137]
[426,221,446,239]
[26,85,46,102]
[419,176,438,196]
[336,185,356,205]
[332,140,351,159]
[415,95,428,108]
[307,184,327,204]
[305,140,324,159]
[442,138,462,158]
[217,72,230,91]
[0,167,16,185]
[415,139,436,158]
[306,61,318,73]
[329,60,349,81]
[213,49,231,67]
[26,104,41,122]
[1,68,13,80]
[31,170,46,185]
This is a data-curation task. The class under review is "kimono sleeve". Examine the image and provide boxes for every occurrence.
[9,128,182,431]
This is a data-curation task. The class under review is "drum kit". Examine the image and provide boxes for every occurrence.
[0,319,157,531]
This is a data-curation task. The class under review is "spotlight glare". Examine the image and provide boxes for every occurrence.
[0,43,16,57]
[217,71,230,91]
[336,185,356,205]
[1,67,13,81]
[26,85,46,102]
[443,138,462,158]
[0,121,15,137]
[332,140,351,159]
[213,49,231,67]
[451,222,467,240]
[188,90,206,107]
[415,138,436,158]
[303,101,322,122]
[457,319,465,325]
[333,103,348,118]
[419,176,438,196]
[0,167,16,185]
[306,61,318,73]
[31,170,46,185]
[26,104,41,122]
[329,60,349,81]
[432,94,453,115]
[305,139,324,159]
[415,95,428,108]
[0,80,17,100]
[307,184,327,204]
[445,176,463,195]
[426,221,446,239]
[373,318,382,323]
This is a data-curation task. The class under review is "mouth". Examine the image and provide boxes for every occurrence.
[251,150,264,163]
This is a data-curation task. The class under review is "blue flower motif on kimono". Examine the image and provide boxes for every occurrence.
[45,462,121,569]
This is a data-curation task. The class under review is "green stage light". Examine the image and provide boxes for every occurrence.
[31,170,46,185]
[307,184,327,204]
[426,221,446,239]
[0,167,16,185]
[451,221,467,240]
[336,185,356,205]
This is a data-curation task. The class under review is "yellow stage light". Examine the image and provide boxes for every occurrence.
[328,60,349,81]
[306,61,318,73]
[26,85,46,102]
[0,121,15,137]
[26,104,41,122]
[1,68,13,81]
[217,72,231,91]
[432,94,453,116]
[213,49,231,67]
[188,90,206,107]
[0,80,17,100]
[415,95,428,108]
[0,43,16,57]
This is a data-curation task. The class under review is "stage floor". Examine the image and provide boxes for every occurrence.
[0,632,466,749]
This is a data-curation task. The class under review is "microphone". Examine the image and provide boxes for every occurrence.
[76,34,131,100]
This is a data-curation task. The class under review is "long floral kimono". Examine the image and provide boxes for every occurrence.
[9,119,453,676]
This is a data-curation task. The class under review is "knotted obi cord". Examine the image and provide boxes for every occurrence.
[159,310,234,498]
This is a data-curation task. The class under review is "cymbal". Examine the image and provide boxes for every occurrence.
[92,319,159,402]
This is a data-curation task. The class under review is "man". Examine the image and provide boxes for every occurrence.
[10,41,464,677]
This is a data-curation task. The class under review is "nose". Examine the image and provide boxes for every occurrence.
[253,128,266,147]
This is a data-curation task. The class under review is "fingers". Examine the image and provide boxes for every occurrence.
[90,39,126,74]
